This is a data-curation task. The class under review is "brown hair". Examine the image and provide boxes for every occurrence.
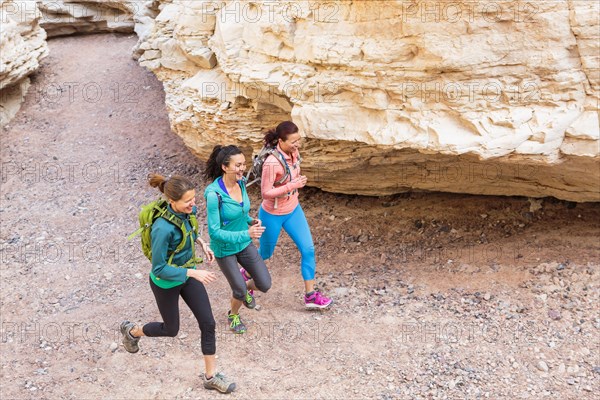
[203,145,244,182]
[263,121,299,147]
[148,174,194,201]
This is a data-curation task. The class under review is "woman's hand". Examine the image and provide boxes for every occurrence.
[290,175,308,189]
[249,224,266,239]
[200,241,215,264]
[187,269,217,285]
[196,238,214,264]
[202,246,215,264]
[250,218,262,226]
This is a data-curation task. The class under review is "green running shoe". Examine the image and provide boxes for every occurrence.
[227,312,246,334]
[243,290,256,309]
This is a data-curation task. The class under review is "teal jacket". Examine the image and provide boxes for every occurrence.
[204,178,253,257]
[150,205,198,289]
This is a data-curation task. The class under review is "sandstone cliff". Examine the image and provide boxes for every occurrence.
[0,0,49,125]
[1,0,144,125]
[3,0,598,201]
[134,0,599,201]
[36,0,136,37]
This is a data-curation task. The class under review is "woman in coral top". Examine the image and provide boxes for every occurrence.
[253,121,333,309]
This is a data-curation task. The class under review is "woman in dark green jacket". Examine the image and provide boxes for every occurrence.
[204,145,271,334]
[120,174,235,394]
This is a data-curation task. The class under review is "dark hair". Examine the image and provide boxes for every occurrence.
[148,174,194,201]
[203,145,243,181]
[263,121,299,147]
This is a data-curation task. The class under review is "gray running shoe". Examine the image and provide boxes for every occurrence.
[203,372,236,393]
[119,320,140,353]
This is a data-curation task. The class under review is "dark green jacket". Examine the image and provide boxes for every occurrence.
[150,205,197,289]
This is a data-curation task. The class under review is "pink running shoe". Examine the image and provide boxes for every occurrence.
[304,291,333,309]
[240,267,254,296]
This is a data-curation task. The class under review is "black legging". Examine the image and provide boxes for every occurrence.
[143,276,216,355]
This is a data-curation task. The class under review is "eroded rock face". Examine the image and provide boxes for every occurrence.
[36,0,137,37]
[0,0,49,125]
[1,1,152,125]
[135,0,599,201]
[6,0,598,201]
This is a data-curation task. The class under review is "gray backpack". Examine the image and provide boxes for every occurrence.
[245,146,297,187]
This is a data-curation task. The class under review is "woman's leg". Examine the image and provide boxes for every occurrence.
[215,254,246,315]
[180,278,216,354]
[141,277,182,337]
[237,243,272,293]
[180,282,235,395]
[180,278,216,376]
[120,277,182,353]
[282,205,332,308]
[258,205,284,261]
[282,205,316,285]
[204,355,216,378]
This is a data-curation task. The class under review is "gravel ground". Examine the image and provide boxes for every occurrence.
[1,33,599,400]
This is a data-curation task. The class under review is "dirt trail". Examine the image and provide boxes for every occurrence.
[1,34,599,399]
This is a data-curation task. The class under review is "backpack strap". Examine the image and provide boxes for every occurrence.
[127,227,143,241]
[161,209,200,267]
[190,213,199,236]
[215,192,223,210]
[273,150,298,210]
[245,152,262,186]
[274,150,292,185]
[214,192,224,226]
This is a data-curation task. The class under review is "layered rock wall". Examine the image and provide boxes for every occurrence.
[135,0,599,201]
[1,0,144,125]
[3,0,598,201]
[36,0,136,37]
[0,0,49,125]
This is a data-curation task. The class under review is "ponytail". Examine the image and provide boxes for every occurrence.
[263,120,299,147]
[203,145,243,182]
[148,173,194,201]
[264,128,279,147]
[148,173,166,193]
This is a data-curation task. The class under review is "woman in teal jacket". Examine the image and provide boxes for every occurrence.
[204,145,271,334]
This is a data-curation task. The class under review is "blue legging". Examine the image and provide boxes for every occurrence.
[258,204,316,280]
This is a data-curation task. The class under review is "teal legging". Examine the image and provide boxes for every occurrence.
[258,204,316,280]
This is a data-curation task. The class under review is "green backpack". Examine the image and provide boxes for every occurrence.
[128,198,200,267]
